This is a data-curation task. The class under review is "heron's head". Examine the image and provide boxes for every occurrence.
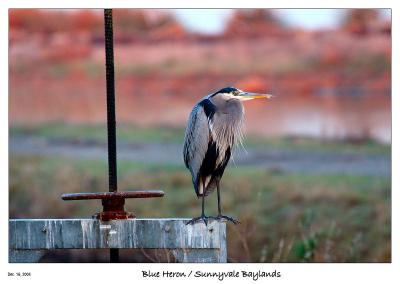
[211,87,274,102]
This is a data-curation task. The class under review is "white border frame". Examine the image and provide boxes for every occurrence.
[1,1,397,283]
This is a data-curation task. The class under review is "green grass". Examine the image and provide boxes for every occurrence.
[10,123,390,155]
[9,154,391,262]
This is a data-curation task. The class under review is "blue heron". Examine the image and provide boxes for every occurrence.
[183,87,273,225]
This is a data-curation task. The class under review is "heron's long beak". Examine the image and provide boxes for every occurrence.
[237,91,274,101]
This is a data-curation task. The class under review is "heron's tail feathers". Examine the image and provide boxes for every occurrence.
[194,175,218,197]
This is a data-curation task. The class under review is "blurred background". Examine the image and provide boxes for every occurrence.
[9,9,391,262]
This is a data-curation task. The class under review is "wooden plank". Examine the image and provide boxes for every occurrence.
[9,218,226,252]
[9,250,46,263]
[172,248,226,263]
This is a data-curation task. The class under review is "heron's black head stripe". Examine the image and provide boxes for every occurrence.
[199,98,216,120]
[211,87,239,97]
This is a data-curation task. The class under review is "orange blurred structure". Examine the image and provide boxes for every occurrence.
[9,9,391,143]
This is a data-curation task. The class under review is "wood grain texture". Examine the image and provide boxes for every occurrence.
[9,218,227,263]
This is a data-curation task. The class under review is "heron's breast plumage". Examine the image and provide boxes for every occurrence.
[210,104,244,165]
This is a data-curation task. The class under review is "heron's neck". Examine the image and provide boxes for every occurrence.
[211,99,245,149]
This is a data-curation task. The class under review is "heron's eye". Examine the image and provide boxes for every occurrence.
[232,91,240,96]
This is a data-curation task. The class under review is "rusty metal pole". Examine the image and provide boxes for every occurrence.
[104,8,119,263]
[62,9,165,263]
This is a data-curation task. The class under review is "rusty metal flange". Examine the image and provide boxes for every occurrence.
[62,190,164,221]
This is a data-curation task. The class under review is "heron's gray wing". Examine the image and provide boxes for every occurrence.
[183,104,211,191]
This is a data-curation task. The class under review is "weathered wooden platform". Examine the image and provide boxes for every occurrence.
[9,218,226,263]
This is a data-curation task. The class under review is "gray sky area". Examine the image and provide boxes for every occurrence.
[173,9,391,33]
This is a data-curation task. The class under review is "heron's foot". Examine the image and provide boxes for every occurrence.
[186,214,210,226]
[213,214,240,224]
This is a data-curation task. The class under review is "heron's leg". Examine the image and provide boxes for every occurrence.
[214,182,240,225]
[201,192,206,217]
[217,181,222,216]
[186,180,209,226]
